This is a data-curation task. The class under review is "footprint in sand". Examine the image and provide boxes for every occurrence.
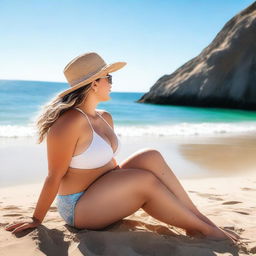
[198,192,225,198]
[3,205,20,210]
[3,213,23,217]
[234,211,250,215]
[209,197,224,201]
[241,187,256,191]
[222,201,242,205]
[189,191,225,201]
[195,192,225,201]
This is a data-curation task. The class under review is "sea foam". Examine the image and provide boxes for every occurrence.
[1,122,256,138]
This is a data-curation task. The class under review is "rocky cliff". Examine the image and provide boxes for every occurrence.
[137,2,256,110]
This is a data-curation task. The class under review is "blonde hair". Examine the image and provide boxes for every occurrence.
[35,83,93,144]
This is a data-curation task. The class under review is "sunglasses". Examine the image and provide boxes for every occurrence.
[98,74,112,84]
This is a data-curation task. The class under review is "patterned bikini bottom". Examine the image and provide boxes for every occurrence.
[56,191,85,227]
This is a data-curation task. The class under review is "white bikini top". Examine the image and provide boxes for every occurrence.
[69,108,121,169]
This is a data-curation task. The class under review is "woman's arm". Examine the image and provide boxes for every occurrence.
[5,111,83,233]
[32,175,62,223]
[6,175,63,233]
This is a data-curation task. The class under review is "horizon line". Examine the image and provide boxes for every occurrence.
[0,78,147,93]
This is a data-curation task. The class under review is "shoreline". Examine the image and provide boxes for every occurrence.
[1,132,256,187]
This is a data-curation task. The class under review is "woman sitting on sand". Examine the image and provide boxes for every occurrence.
[6,52,238,242]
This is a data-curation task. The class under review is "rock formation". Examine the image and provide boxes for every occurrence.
[137,2,256,110]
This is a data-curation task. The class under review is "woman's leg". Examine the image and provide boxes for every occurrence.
[74,168,228,240]
[119,149,239,240]
[119,150,219,224]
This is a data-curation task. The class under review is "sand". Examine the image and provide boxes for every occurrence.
[0,134,256,255]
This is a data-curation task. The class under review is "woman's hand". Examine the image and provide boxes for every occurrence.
[5,217,41,234]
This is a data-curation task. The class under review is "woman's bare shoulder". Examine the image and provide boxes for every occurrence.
[96,109,114,128]
[49,108,90,136]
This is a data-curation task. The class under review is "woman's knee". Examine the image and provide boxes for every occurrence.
[120,148,163,169]
[134,148,162,159]
[143,148,162,160]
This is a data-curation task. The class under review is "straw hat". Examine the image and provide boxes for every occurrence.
[58,52,126,98]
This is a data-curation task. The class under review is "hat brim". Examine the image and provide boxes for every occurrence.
[57,61,126,98]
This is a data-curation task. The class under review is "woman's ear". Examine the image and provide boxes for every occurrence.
[91,81,98,92]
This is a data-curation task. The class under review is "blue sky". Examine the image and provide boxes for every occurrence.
[0,0,254,92]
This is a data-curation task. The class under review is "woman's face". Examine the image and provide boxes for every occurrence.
[93,74,112,102]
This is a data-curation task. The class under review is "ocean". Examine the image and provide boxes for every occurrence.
[1,79,256,138]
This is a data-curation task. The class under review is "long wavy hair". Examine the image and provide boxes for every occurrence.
[35,83,93,144]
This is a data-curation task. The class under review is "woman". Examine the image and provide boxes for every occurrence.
[5,52,238,242]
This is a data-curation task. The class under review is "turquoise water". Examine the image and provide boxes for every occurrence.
[1,79,256,137]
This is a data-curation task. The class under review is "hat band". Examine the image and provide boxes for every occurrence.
[70,64,106,87]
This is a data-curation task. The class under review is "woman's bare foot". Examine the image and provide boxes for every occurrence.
[195,212,240,242]
[186,228,237,243]
[204,227,236,243]
[219,228,240,242]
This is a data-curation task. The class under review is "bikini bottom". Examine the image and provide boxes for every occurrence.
[56,191,85,227]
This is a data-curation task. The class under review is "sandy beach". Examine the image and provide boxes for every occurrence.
[0,134,256,255]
